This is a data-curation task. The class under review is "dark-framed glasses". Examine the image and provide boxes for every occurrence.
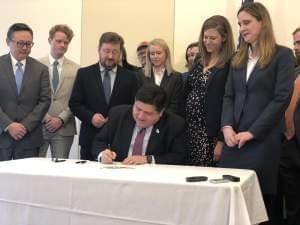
[11,39,34,48]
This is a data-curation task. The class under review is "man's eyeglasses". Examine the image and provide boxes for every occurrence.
[10,39,34,48]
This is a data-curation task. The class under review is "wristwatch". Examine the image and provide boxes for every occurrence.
[146,155,153,164]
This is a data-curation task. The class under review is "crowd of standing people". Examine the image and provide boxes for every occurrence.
[0,2,299,225]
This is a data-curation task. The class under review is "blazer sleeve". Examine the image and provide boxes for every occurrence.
[249,48,295,139]
[21,66,51,132]
[167,73,183,114]
[221,66,235,128]
[69,69,95,124]
[153,115,187,165]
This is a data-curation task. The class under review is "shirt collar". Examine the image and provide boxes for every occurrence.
[153,67,165,76]
[49,55,64,66]
[99,63,117,73]
[248,47,259,61]
[10,53,26,67]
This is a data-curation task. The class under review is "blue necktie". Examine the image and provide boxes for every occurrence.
[15,62,23,94]
[103,69,111,103]
[52,61,59,92]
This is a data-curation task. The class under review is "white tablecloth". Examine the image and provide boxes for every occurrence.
[0,158,267,225]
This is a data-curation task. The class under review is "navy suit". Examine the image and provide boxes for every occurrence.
[92,105,186,165]
[69,63,138,160]
[219,46,294,195]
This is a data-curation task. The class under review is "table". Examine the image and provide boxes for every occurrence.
[0,158,267,225]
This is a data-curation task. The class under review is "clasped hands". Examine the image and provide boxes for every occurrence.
[101,149,147,165]
[8,122,27,140]
[223,127,254,148]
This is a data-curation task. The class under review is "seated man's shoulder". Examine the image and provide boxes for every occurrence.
[164,111,185,127]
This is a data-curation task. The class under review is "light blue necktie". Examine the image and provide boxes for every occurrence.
[52,61,59,92]
[103,69,111,103]
[15,62,23,94]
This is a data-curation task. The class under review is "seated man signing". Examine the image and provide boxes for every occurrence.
[92,84,186,165]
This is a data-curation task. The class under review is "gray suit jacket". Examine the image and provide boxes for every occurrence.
[0,54,51,148]
[39,57,79,136]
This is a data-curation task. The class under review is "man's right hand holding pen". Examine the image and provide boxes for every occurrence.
[101,149,117,164]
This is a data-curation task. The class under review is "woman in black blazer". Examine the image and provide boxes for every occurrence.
[219,3,294,224]
[143,38,183,115]
[185,15,235,166]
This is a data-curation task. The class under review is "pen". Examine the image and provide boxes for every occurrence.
[107,143,115,163]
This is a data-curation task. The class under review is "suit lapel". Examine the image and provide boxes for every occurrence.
[159,71,169,88]
[205,66,216,93]
[20,57,34,95]
[3,54,18,95]
[109,66,121,106]
[246,64,259,85]
[121,113,136,153]
[56,59,70,93]
[146,118,164,155]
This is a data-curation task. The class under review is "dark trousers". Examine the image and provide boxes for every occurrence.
[260,194,285,225]
[80,146,94,160]
[0,142,39,161]
[279,138,300,225]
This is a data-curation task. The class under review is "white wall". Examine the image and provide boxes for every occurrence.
[0,0,82,159]
[81,0,174,67]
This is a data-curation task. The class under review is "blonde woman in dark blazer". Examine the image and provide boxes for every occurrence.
[143,39,183,115]
[220,3,294,224]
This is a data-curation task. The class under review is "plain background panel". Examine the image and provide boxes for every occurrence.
[173,0,240,71]
[0,0,82,159]
[173,0,300,72]
[81,0,175,67]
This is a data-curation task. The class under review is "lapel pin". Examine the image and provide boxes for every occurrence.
[156,129,160,134]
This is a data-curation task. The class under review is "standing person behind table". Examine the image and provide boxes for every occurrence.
[219,3,294,225]
[280,27,300,225]
[38,24,79,159]
[0,23,51,161]
[136,41,148,68]
[143,38,183,115]
[69,32,138,160]
[185,15,235,166]
[182,42,200,82]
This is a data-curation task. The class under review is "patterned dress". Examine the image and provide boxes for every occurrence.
[186,63,217,166]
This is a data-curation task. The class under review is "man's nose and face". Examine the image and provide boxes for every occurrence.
[293,31,300,63]
[132,101,162,129]
[137,46,147,67]
[49,31,70,59]
[99,42,121,70]
[7,31,33,61]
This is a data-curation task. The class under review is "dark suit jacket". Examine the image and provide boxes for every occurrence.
[69,63,138,148]
[92,105,186,165]
[222,46,294,139]
[0,54,51,148]
[185,62,230,139]
[142,71,183,115]
[220,46,294,194]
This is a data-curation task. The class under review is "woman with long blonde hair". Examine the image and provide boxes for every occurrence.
[143,38,183,115]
